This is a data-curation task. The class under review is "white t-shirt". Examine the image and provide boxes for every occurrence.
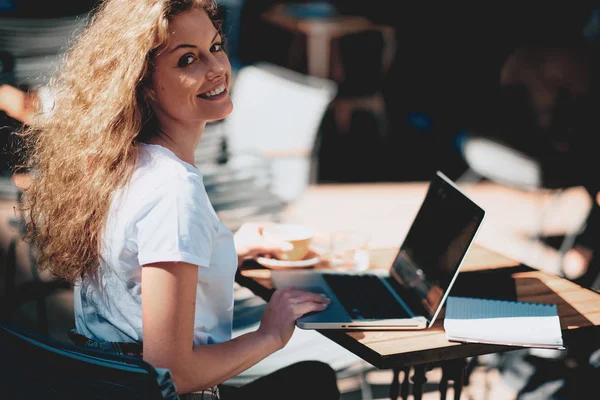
[74,143,238,345]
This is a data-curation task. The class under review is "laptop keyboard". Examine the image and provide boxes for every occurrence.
[321,274,411,320]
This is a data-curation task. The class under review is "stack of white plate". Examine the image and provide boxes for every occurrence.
[193,120,226,165]
[0,14,87,85]
[198,152,287,231]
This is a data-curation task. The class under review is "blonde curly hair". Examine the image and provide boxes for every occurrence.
[19,0,222,283]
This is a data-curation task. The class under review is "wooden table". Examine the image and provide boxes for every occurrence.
[234,182,600,399]
[237,244,600,399]
[261,3,395,79]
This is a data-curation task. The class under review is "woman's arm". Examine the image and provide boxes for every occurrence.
[0,84,37,124]
[141,261,329,395]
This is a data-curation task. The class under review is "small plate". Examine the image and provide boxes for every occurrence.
[256,250,321,270]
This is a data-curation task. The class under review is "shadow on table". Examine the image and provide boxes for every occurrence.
[452,266,521,300]
[453,265,599,399]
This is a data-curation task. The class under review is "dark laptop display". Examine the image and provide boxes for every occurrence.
[270,171,486,330]
[390,174,485,321]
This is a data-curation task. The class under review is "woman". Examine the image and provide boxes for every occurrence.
[19,1,339,399]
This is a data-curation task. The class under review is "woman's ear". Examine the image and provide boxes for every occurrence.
[138,54,157,110]
[139,81,156,110]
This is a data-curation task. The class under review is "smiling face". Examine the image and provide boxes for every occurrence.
[150,7,232,130]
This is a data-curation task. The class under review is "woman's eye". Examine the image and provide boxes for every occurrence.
[177,54,196,68]
[211,42,223,53]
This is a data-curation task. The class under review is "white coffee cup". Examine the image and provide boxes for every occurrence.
[262,224,314,261]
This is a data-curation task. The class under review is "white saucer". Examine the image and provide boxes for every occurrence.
[256,250,321,270]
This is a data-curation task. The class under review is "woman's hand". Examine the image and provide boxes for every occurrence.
[257,287,330,350]
[0,84,36,124]
[233,222,293,267]
[563,244,594,280]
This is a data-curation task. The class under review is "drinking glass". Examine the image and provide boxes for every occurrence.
[330,231,371,271]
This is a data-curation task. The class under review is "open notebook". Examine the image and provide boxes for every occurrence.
[443,296,565,350]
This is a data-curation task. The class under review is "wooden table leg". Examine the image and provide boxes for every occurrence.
[306,29,331,78]
[439,359,467,400]
[454,374,464,400]
[439,365,449,400]
[401,367,410,400]
[286,32,306,73]
[390,367,411,400]
[389,367,400,400]
[411,364,427,400]
[464,356,480,387]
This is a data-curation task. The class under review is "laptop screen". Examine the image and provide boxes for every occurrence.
[389,171,485,323]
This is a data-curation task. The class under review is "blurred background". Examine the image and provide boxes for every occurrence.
[3,1,600,185]
[2,1,600,398]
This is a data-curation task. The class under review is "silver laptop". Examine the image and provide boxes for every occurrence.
[270,171,486,330]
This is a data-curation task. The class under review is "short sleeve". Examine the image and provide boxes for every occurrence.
[134,176,216,268]
[37,85,55,114]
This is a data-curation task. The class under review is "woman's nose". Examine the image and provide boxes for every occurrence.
[206,56,227,80]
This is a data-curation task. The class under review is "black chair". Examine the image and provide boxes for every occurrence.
[0,318,179,399]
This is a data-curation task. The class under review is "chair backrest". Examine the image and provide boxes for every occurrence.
[459,135,542,190]
[224,62,337,203]
[0,319,179,400]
